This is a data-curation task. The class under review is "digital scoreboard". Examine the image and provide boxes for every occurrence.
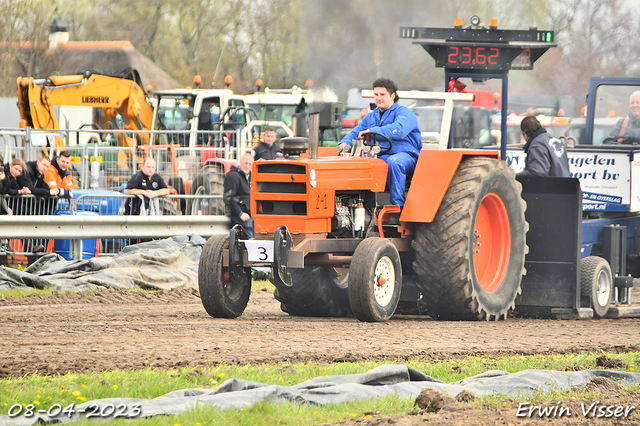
[400,23,555,72]
[444,45,508,70]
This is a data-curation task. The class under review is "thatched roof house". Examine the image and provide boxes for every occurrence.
[45,41,180,90]
[26,18,180,90]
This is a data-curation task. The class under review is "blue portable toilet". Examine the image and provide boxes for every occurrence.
[53,211,99,260]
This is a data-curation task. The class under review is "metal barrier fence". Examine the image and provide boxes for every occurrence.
[0,215,230,262]
[0,128,56,165]
[0,192,226,262]
[0,127,246,193]
[0,126,250,263]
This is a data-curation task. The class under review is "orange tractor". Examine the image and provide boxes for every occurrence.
[198,91,528,322]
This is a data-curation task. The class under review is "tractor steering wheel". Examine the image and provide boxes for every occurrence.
[361,130,392,155]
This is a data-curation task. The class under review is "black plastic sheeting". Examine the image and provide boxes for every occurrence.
[0,235,206,292]
[1,364,639,425]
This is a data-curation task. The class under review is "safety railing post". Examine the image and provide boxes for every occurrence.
[72,239,82,261]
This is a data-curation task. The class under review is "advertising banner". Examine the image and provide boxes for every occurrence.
[506,148,635,212]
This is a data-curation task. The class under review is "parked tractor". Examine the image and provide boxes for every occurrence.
[244,83,343,147]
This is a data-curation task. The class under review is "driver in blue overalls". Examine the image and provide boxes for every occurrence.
[338,78,422,206]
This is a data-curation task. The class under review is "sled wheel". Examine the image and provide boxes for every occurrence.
[580,256,612,318]
[272,266,351,317]
[198,234,250,318]
[412,156,527,320]
[348,238,402,322]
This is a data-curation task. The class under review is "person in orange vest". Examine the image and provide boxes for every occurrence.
[45,150,73,198]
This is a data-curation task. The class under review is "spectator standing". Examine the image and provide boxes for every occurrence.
[0,154,11,215]
[26,156,58,197]
[0,155,12,255]
[0,158,32,224]
[1,158,32,198]
[252,127,282,160]
[45,150,74,199]
[517,115,570,178]
[124,157,170,215]
[223,153,254,238]
[25,156,58,252]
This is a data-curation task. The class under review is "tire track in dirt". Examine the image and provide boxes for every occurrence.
[1,288,640,379]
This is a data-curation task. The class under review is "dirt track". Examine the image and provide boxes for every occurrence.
[3,288,640,425]
[2,287,640,379]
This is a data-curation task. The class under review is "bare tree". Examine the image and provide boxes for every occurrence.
[0,0,56,95]
[547,0,639,74]
[4,0,639,104]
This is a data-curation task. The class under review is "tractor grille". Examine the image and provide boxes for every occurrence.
[257,182,306,194]
[254,162,308,216]
[256,200,307,215]
[256,163,306,174]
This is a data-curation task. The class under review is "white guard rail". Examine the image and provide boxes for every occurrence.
[0,215,230,239]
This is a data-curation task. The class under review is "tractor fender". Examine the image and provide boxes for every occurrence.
[202,155,237,174]
[401,150,500,223]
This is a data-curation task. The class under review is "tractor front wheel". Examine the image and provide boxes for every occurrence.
[198,235,251,318]
[348,238,402,322]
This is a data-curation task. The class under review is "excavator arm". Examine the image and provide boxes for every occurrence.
[17,71,154,147]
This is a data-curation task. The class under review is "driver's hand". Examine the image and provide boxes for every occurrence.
[337,143,351,154]
[358,130,371,139]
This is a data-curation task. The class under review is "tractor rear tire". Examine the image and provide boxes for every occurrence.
[187,165,225,215]
[348,238,402,322]
[198,235,251,318]
[580,256,612,318]
[412,157,527,320]
[271,266,352,317]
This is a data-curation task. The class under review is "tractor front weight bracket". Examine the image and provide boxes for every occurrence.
[229,225,248,286]
[272,225,294,287]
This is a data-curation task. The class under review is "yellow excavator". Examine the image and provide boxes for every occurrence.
[16,68,154,148]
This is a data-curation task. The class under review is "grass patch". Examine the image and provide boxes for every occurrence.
[1,282,274,300]
[0,287,59,299]
[1,352,639,425]
[251,279,275,293]
[0,287,157,300]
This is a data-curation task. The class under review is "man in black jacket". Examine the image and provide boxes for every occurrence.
[517,115,570,178]
[124,157,171,215]
[26,156,57,196]
[25,156,58,251]
[252,127,282,161]
[223,153,254,238]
